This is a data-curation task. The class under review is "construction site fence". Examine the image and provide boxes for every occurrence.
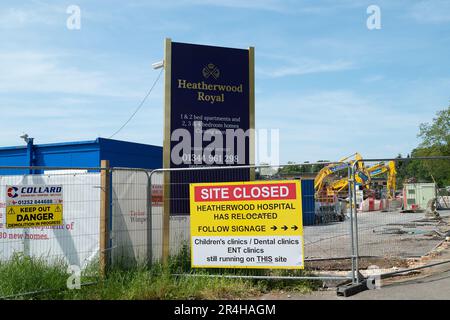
[0,156,450,296]
[349,157,450,284]
[147,162,355,283]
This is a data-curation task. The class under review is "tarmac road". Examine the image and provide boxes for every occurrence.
[346,269,450,300]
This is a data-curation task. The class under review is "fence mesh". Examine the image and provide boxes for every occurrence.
[1,157,449,296]
[353,158,450,262]
[149,163,355,277]
[110,169,151,266]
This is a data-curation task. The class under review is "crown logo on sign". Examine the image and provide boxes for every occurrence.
[202,63,220,80]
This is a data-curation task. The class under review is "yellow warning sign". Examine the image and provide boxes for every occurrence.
[189,180,304,269]
[5,204,63,229]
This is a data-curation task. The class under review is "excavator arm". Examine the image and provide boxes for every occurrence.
[386,161,397,199]
[314,153,398,200]
[314,153,371,197]
[366,161,397,199]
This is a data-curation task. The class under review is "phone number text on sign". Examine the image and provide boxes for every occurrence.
[189,180,304,269]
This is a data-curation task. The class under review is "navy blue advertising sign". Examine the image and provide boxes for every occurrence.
[164,40,254,216]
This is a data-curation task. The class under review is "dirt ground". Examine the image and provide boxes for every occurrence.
[253,211,450,300]
[306,256,409,271]
[303,210,450,266]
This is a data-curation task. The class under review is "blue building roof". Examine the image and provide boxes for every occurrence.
[0,138,162,175]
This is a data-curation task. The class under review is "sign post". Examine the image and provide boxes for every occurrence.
[162,38,255,262]
[189,180,304,269]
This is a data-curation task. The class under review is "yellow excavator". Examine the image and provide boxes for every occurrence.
[314,153,397,199]
[366,161,397,199]
[314,153,370,198]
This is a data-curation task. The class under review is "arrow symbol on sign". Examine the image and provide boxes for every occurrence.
[291,225,298,231]
[281,225,288,231]
[271,226,277,231]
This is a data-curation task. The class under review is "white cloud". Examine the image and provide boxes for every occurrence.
[0,94,165,147]
[0,2,116,30]
[257,59,354,78]
[410,0,450,23]
[0,4,61,28]
[127,0,291,13]
[186,0,287,12]
[0,51,159,98]
[362,74,384,83]
[0,8,31,27]
[0,47,165,145]
[256,90,429,162]
[128,0,371,15]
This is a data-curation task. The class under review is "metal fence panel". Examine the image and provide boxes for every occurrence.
[0,167,101,269]
[352,158,450,260]
[110,169,150,266]
[148,163,355,280]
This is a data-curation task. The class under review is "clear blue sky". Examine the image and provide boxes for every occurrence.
[1,0,449,163]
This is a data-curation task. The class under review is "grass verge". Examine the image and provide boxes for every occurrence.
[0,248,321,300]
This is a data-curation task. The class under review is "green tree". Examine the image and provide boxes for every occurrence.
[395,153,408,188]
[277,160,330,176]
[418,107,450,148]
[401,106,450,186]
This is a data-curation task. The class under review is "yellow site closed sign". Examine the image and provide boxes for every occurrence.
[189,180,304,269]
[5,185,63,229]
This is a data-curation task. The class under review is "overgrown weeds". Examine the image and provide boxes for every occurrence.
[0,247,320,300]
